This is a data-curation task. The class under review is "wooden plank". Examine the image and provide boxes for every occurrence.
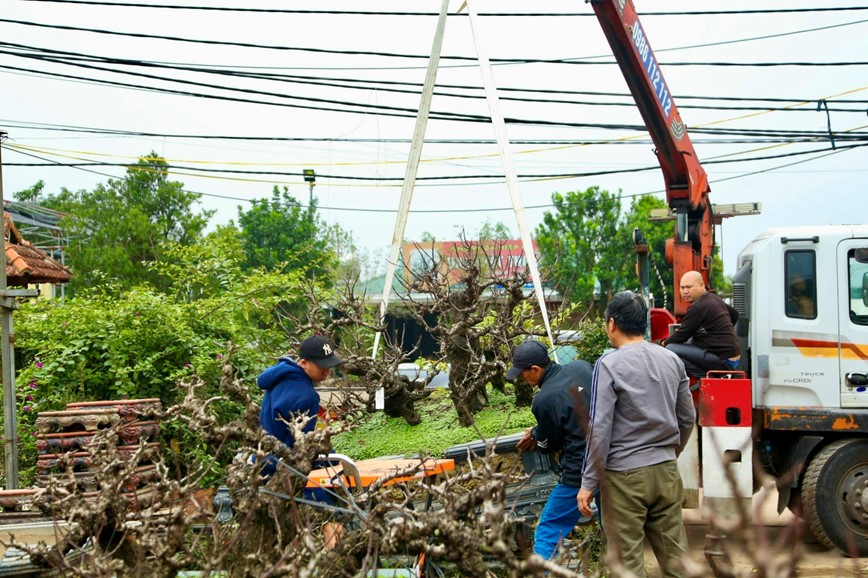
[306,458,454,489]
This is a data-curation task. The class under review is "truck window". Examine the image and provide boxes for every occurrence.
[848,248,868,325]
[785,250,817,319]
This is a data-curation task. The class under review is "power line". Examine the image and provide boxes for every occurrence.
[7,147,256,203]
[5,41,868,114]
[6,141,865,182]
[31,16,860,73]
[7,60,866,107]
[3,18,867,68]
[15,1,868,17]
[5,140,866,215]
[7,119,864,146]
[4,55,868,136]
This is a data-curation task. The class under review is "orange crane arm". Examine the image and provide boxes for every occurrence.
[590,0,714,316]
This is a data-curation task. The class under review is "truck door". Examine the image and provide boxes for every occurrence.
[839,240,868,408]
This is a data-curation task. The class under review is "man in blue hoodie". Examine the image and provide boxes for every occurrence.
[258,334,344,476]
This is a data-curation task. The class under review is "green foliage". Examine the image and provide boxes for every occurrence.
[622,195,674,309]
[15,153,214,294]
[536,186,632,308]
[12,179,46,203]
[571,524,607,575]
[572,318,611,365]
[711,253,732,294]
[535,188,729,313]
[332,387,535,460]
[237,186,336,278]
[476,219,513,241]
[7,233,315,484]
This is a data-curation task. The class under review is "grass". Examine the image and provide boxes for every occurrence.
[332,386,536,460]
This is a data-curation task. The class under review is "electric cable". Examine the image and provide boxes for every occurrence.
[5,141,865,213]
[4,57,868,138]
[4,41,867,114]
[14,1,868,16]
[7,119,865,147]
[2,18,867,68]
[5,141,865,183]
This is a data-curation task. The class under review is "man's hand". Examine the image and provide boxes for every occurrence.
[515,427,536,454]
[577,488,595,517]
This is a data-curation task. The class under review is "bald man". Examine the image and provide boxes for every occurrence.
[663,271,741,378]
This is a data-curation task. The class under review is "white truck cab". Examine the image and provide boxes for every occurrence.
[735,225,868,410]
[716,225,868,556]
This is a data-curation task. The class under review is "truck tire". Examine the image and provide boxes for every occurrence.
[801,439,868,556]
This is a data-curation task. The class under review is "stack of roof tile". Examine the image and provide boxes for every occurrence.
[0,398,163,516]
[35,399,162,498]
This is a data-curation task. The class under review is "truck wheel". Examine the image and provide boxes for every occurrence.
[801,439,868,556]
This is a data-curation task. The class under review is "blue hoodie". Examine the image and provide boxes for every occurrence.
[258,358,320,456]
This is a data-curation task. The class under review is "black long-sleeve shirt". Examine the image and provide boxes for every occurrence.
[664,292,740,358]
[530,361,592,487]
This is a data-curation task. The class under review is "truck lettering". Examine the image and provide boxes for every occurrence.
[649,62,660,94]
[630,22,671,119]
[632,24,649,64]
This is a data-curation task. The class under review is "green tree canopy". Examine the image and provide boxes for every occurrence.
[535,186,632,307]
[236,186,337,279]
[14,153,213,293]
[536,190,730,312]
[476,220,513,241]
[10,231,311,484]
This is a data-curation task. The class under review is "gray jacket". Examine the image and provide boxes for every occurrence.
[580,341,695,493]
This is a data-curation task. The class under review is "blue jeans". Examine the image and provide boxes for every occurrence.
[534,482,600,560]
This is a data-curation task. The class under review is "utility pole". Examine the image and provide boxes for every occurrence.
[0,130,15,489]
[0,131,38,489]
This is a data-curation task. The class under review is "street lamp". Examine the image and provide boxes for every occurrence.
[303,169,316,212]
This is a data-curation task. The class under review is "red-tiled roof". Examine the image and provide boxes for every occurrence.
[4,213,72,286]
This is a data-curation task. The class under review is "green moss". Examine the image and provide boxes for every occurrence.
[332,386,536,459]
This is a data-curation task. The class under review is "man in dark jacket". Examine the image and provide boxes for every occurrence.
[507,340,594,560]
[258,335,343,476]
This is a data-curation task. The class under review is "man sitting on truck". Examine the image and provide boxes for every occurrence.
[663,271,741,378]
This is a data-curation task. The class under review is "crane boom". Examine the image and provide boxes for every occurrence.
[590,0,714,316]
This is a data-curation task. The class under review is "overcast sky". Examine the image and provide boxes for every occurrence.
[1,0,866,278]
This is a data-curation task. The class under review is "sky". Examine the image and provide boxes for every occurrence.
[1,0,867,279]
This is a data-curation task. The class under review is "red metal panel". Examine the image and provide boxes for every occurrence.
[699,371,752,427]
[649,307,676,343]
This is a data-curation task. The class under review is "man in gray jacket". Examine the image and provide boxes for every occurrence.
[577,291,695,578]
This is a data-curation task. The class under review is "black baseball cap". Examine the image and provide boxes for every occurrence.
[298,335,344,369]
[505,340,550,381]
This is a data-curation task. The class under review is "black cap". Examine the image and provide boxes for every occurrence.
[505,340,549,381]
[298,335,344,369]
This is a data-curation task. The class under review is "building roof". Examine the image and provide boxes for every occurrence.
[4,213,72,285]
